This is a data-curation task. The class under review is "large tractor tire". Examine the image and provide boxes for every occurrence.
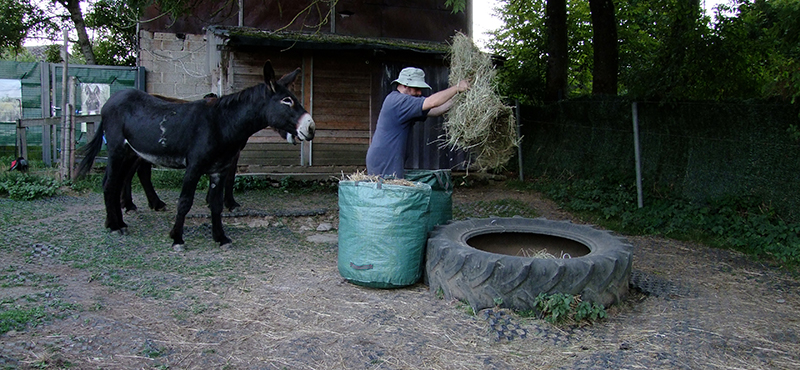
[426,217,633,311]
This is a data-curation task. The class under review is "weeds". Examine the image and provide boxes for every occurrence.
[526,292,606,325]
[0,172,60,200]
[515,177,800,272]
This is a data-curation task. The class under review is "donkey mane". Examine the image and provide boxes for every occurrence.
[215,83,268,110]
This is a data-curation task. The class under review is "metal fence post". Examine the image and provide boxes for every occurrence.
[632,102,643,208]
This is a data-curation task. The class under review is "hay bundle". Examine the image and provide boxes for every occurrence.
[444,32,519,171]
[341,170,417,187]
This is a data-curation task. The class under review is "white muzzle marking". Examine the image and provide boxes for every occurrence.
[297,113,315,141]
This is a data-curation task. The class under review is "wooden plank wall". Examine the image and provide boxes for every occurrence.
[310,52,371,166]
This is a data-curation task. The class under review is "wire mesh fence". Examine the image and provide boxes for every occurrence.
[519,98,800,220]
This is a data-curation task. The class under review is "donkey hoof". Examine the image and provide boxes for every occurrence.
[172,244,185,252]
[152,201,167,212]
[220,242,233,249]
[109,228,127,236]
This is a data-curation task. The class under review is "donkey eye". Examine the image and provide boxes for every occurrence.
[280,97,294,107]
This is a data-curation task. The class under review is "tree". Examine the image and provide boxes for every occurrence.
[84,0,140,66]
[589,0,618,95]
[54,0,96,64]
[0,0,56,55]
[544,0,568,102]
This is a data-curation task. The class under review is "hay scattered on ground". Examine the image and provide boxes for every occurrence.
[444,32,520,171]
[340,170,416,187]
[516,248,573,259]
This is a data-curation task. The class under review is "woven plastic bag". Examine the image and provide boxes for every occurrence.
[337,180,431,288]
[404,169,453,231]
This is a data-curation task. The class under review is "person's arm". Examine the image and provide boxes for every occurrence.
[422,80,469,111]
[427,96,455,117]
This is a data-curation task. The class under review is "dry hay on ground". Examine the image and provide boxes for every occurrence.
[341,170,417,187]
[444,32,519,171]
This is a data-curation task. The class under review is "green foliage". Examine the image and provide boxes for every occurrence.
[574,300,607,322]
[489,0,593,104]
[0,0,56,55]
[444,0,467,13]
[529,175,800,271]
[0,172,61,200]
[491,0,800,102]
[69,173,103,193]
[532,292,606,325]
[84,0,140,66]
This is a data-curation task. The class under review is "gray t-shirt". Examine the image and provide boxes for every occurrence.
[366,91,428,178]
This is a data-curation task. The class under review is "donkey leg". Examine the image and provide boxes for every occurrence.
[208,173,232,247]
[102,156,129,234]
[136,161,167,211]
[223,152,241,211]
[120,160,139,212]
[169,170,202,251]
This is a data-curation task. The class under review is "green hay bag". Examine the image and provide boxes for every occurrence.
[338,180,431,288]
[404,169,453,231]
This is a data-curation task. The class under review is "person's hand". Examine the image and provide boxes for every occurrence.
[456,79,470,92]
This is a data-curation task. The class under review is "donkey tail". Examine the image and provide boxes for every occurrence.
[76,121,104,179]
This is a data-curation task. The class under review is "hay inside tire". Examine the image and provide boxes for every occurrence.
[426,217,633,311]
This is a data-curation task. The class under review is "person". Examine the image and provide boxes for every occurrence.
[366,67,469,179]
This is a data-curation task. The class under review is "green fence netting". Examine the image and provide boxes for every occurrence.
[0,61,143,159]
[519,97,800,221]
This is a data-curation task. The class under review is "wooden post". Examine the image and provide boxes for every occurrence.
[68,76,76,180]
[15,120,27,159]
[60,30,70,181]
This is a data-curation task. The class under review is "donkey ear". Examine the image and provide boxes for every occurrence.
[263,61,277,92]
[277,68,301,87]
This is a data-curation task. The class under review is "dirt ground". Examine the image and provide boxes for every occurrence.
[1,181,799,369]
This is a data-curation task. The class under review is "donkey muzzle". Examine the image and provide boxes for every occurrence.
[297,113,315,141]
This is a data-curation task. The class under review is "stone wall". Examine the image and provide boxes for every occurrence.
[138,31,212,100]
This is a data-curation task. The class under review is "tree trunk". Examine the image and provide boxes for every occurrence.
[58,0,96,65]
[590,0,618,95]
[544,0,568,102]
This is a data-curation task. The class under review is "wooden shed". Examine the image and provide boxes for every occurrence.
[139,0,471,178]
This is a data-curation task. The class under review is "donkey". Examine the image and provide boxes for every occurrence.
[77,61,315,250]
[121,91,298,213]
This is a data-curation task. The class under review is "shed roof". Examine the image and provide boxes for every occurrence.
[207,26,450,54]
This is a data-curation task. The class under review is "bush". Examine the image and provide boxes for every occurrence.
[0,172,61,200]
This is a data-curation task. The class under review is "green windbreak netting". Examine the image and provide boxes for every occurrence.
[0,61,142,157]
[52,65,139,116]
[519,97,800,221]
[0,61,43,120]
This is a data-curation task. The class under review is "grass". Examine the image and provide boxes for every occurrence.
[0,165,339,337]
[512,176,800,273]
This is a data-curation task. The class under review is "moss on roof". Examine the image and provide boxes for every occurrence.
[208,25,449,54]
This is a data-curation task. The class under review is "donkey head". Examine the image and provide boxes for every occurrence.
[263,62,315,142]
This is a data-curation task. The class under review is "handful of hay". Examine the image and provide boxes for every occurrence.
[340,170,416,187]
[444,32,519,171]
